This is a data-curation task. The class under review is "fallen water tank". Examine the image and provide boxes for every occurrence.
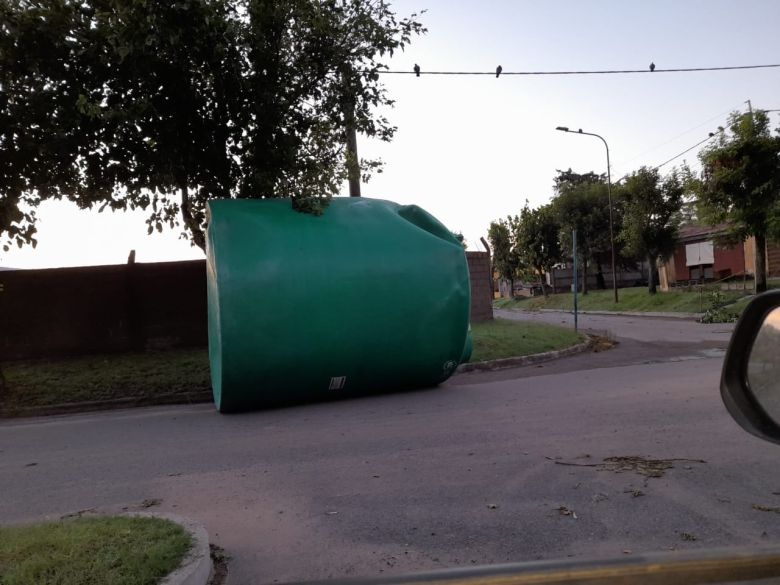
[206,197,471,412]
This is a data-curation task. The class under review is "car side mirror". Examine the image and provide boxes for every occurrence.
[721,290,780,444]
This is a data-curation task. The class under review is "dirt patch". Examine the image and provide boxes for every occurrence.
[208,544,230,585]
[590,335,618,353]
[554,455,706,478]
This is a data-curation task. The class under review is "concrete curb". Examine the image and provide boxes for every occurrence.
[128,512,213,585]
[456,336,595,373]
[499,307,703,320]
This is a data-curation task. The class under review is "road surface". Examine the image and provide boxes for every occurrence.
[1,313,776,584]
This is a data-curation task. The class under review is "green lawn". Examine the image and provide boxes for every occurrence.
[1,348,211,413]
[470,318,583,362]
[0,516,192,585]
[0,319,584,413]
[494,286,750,313]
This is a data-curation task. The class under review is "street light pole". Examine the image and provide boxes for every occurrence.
[555,126,619,303]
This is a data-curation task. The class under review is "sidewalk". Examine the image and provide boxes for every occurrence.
[501,307,702,320]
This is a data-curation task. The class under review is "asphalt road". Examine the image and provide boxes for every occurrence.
[2,313,779,584]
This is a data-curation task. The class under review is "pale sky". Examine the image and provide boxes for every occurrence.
[3,0,780,269]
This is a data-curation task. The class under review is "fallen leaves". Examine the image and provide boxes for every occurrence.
[554,455,706,479]
[556,506,577,519]
[591,335,618,353]
[752,503,780,514]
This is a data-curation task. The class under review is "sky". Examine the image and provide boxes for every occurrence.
[3,0,780,269]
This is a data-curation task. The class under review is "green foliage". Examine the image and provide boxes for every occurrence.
[551,169,613,293]
[618,166,683,294]
[0,516,191,585]
[0,0,425,250]
[488,217,521,289]
[451,231,468,248]
[699,290,739,323]
[514,202,561,295]
[696,110,780,291]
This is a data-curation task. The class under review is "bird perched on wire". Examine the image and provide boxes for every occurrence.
[496,65,502,78]
[649,62,656,72]
[413,63,420,77]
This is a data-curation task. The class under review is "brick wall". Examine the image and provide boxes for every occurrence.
[2,253,493,360]
[1,260,207,360]
[466,251,493,322]
[768,240,780,277]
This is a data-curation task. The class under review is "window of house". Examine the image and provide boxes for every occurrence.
[685,240,715,266]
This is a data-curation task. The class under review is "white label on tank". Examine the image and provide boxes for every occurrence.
[329,376,346,390]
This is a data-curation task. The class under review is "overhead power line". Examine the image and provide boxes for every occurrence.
[379,63,780,76]
[616,105,780,180]
[615,131,720,183]
[654,134,716,170]
[649,106,780,172]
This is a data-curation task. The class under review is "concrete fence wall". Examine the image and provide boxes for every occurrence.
[2,253,493,361]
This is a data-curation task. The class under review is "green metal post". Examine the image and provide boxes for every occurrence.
[572,229,578,334]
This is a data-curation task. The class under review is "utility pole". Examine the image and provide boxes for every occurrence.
[343,67,361,197]
[345,104,361,197]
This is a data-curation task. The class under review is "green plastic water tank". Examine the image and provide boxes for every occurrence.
[206,197,471,412]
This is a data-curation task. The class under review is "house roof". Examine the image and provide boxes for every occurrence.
[678,223,730,243]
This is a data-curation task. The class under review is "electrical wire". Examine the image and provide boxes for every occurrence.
[379,63,780,76]
[614,103,744,169]
[614,105,780,180]
[647,106,780,172]
[654,134,717,169]
[614,132,719,183]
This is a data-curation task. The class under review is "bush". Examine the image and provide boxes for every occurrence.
[699,290,739,323]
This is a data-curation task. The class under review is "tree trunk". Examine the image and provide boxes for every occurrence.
[581,254,588,295]
[647,254,657,295]
[509,277,515,298]
[595,258,606,289]
[538,266,547,298]
[756,233,768,293]
[180,184,206,252]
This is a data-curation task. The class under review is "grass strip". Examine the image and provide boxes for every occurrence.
[470,318,583,362]
[2,319,584,411]
[0,516,192,585]
[494,286,749,313]
[1,348,211,411]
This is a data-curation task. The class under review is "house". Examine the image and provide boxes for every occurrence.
[658,224,780,290]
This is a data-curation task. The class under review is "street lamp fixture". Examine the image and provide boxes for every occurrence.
[555,125,619,303]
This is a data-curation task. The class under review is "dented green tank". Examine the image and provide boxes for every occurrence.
[206,197,471,412]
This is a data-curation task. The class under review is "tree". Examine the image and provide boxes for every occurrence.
[697,111,780,292]
[618,167,683,294]
[488,217,521,297]
[0,0,425,251]
[551,170,612,295]
[514,202,561,297]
